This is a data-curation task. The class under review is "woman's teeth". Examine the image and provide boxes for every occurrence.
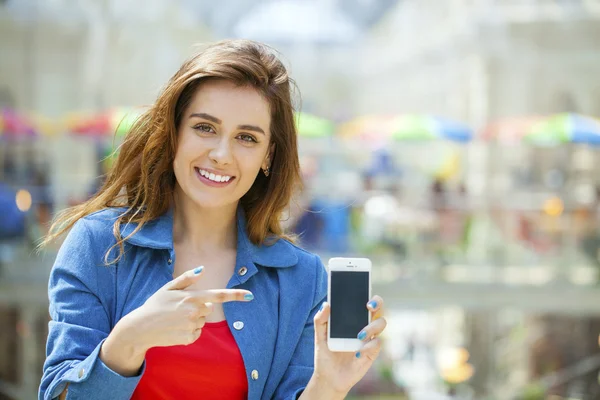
[197,168,232,183]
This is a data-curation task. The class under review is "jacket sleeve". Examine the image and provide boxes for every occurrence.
[272,254,328,400]
[39,219,145,400]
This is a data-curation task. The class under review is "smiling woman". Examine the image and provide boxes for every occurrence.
[42,41,302,256]
[38,40,386,400]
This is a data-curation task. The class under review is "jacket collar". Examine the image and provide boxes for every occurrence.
[120,206,298,268]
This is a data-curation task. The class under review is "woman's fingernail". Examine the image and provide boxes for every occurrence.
[357,331,367,340]
[368,300,378,309]
[193,266,204,275]
[355,351,361,358]
[319,303,325,312]
[244,293,254,301]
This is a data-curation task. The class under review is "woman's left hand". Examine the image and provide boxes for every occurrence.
[307,295,387,398]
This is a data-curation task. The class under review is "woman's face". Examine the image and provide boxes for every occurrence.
[173,79,272,210]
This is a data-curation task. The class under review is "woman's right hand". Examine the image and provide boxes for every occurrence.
[128,266,253,348]
[99,266,253,376]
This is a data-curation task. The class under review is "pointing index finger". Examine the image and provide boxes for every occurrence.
[189,289,255,304]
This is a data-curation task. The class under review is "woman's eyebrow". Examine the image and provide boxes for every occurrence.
[189,113,265,135]
[189,112,221,124]
[237,124,265,135]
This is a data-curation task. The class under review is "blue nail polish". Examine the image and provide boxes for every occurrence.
[244,293,254,301]
[319,303,325,312]
[368,300,378,309]
[193,266,203,275]
[355,352,361,358]
[358,331,367,340]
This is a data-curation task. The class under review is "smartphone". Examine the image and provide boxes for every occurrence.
[327,257,372,352]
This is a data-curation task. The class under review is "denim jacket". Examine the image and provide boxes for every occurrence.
[39,207,327,400]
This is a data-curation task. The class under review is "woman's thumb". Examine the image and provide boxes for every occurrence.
[313,301,329,345]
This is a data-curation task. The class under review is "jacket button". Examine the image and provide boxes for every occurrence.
[251,370,259,380]
[233,321,244,330]
[238,266,248,276]
[78,368,85,379]
[167,258,172,265]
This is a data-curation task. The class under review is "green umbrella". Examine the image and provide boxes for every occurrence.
[295,112,334,138]
[524,113,600,146]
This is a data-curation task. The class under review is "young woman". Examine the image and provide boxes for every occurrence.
[39,39,387,400]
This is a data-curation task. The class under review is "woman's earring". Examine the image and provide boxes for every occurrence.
[263,166,270,177]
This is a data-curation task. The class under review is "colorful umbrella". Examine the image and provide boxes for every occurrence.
[390,115,472,142]
[30,113,61,137]
[0,108,37,139]
[338,114,472,143]
[295,112,334,138]
[67,112,111,137]
[67,108,145,138]
[337,115,394,140]
[524,113,600,146]
[481,116,543,143]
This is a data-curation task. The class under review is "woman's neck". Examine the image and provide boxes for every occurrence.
[172,191,238,252]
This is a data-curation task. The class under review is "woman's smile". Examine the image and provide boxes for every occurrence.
[194,167,236,187]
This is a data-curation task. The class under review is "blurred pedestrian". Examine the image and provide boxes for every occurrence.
[0,182,26,240]
[0,182,26,272]
[39,40,387,400]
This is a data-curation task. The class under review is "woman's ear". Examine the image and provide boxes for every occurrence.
[263,143,275,170]
[269,143,275,163]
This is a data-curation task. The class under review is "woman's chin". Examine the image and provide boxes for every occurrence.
[175,181,244,210]
[187,193,239,210]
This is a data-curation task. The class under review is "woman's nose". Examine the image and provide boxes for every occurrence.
[208,137,233,165]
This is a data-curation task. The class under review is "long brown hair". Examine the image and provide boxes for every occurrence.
[42,40,303,263]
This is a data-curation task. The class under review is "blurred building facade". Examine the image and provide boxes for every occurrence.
[0,0,213,113]
[2,1,600,399]
[354,1,600,398]
[355,0,600,125]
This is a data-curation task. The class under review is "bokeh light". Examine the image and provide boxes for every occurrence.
[543,196,564,217]
[15,189,32,212]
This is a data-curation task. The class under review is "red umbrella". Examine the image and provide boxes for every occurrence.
[67,108,146,138]
[67,112,112,137]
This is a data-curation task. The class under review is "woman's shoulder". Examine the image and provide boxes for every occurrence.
[285,239,319,261]
[80,207,129,231]
[52,209,128,278]
[276,238,326,273]
[68,207,128,245]
[83,207,128,223]
[272,238,328,306]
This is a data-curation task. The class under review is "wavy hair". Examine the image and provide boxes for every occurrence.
[42,40,303,263]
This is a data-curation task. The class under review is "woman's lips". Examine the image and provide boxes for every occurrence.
[194,167,235,187]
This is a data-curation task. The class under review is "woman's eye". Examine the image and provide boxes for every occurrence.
[238,134,257,143]
[194,123,215,133]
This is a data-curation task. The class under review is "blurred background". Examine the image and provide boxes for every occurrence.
[2,0,600,399]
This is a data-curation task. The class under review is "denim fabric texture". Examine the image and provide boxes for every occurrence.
[39,207,327,400]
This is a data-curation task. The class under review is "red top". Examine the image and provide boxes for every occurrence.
[131,321,248,400]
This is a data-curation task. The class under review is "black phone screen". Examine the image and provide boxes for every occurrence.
[329,271,370,339]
